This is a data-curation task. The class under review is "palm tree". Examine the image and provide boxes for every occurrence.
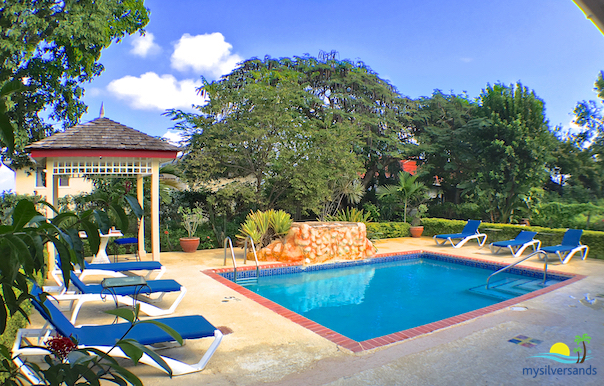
[574,334,591,363]
[573,347,582,363]
[377,171,426,223]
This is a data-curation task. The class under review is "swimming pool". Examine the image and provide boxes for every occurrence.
[208,252,579,351]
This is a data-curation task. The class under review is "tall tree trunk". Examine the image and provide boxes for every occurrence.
[581,341,587,363]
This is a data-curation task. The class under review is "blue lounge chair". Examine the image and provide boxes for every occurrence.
[50,272,187,324]
[81,261,166,280]
[539,229,589,264]
[433,220,487,248]
[51,260,166,290]
[113,237,140,262]
[489,231,541,258]
[12,285,222,382]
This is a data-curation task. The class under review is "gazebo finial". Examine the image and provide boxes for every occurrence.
[99,102,105,118]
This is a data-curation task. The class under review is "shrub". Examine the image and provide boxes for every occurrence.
[426,202,483,221]
[237,209,293,248]
[324,207,372,223]
[366,222,411,239]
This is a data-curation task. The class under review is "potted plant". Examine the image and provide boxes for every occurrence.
[178,206,205,252]
[409,204,428,237]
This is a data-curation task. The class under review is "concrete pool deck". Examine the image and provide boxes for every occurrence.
[39,237,604,385]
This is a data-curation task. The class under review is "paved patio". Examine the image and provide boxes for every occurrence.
[39,236,604,385]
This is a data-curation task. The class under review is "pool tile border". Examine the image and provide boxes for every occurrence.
[203,250,585,353]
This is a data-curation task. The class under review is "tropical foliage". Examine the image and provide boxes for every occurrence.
[0,0,149,169]
[237,209,293,248]
[168,53,412,217]
[324,207,372,224]
[178,206,205,238]
[0,199,175,385]
[377,172,427,223]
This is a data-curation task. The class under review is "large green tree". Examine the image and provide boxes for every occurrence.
[171,59,363,216]
[170,54,411,216]
[463,83,554,223]
[557,71,604,201]
[409,91,476,204]
[291,52,415,189]
[0,0,149,168]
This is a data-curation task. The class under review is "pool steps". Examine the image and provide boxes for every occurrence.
[468,277,563,300]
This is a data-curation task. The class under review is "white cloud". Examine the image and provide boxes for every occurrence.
[130,33,161,57]
[162,130,185,146]
[171,33,242,78]
[460,57,473,63]
[0,164,15,193]
[107,72,206,111]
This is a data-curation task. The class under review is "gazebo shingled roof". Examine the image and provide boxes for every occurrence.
[25,117,179,152]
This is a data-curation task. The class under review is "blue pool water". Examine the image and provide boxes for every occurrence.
[237,255,566,341]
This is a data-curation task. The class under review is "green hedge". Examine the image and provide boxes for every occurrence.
[366,222,411,239]
[0,293,32,382]
[421,218,604,260]
[0,273,42,378]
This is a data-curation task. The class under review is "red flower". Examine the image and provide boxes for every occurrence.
[164,230,169,234]
[46,334,77,361]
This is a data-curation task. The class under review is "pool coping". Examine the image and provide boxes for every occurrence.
[202,250,585,353]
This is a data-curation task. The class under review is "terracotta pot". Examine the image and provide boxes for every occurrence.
[179,237,200,253]
[409,226,424,238]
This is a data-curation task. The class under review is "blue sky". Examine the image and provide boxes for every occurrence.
[2,0,604,191]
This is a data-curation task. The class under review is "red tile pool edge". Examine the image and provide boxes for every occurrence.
[203,250,586,353]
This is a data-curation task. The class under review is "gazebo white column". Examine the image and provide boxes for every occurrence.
[137,175,146,258]
[46,157,59,274]
[151,159,160,260]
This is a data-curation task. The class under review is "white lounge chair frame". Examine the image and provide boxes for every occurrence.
[434,232,488,248]
[540,245,589,264]
[47,287,187,324]
[490,239,541,258]
[12,325,223,382]
[51,265,166,294]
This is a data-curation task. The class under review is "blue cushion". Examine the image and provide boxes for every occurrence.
[461,220,481,234]
[560,229,583,247]
[492,231,537,247]
[31,285,76,338]
[31,284,216,346]
[84,261,162,271]
[73,315,216,346]
[114,238,138,245]
[434,233,467,239]
[70,272,181,295]
[541,245,575,253]
[492,240,527,248]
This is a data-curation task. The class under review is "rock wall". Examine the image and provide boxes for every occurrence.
[253,222,375,264]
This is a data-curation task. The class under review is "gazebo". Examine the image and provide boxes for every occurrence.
[25,115,179,271]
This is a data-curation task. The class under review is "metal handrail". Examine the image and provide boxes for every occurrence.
[243,236,260,280]
[486,250,548,289]
[223,237,237,281]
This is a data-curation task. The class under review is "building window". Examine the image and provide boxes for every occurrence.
[35,168,46,187]
[59,176,69,187]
